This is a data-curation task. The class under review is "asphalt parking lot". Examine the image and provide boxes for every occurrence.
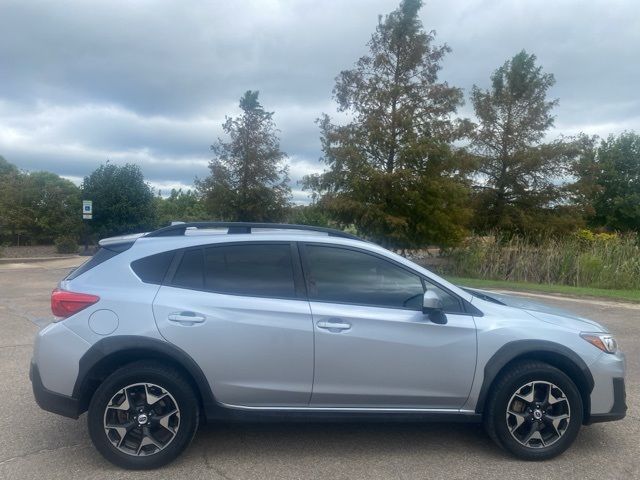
[0,259,637,479]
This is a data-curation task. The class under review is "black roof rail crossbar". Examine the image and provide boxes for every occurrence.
[144,222,361,240]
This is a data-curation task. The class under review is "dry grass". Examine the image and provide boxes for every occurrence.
[441,233,640,290]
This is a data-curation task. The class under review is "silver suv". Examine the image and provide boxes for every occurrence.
[30,222,626,469]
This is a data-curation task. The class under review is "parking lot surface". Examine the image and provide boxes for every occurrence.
[0,260,637,479]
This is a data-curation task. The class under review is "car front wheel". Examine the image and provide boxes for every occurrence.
[484,360,583,460]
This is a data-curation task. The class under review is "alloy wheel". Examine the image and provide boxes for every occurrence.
[103,383,181,456]
[505,380,571,448]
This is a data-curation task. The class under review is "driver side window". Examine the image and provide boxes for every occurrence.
[304,245,425,310]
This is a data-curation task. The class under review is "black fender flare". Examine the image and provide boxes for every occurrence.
[72,336,217,416]
[475,340,595,417]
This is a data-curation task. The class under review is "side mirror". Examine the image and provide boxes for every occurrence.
[422,290,442,311]
[422,290,447,325]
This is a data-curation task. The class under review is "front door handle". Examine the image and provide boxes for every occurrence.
[316,320,351,332]
[168,312,206,325]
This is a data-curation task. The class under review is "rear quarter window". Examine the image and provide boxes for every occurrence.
[131,251,175,284]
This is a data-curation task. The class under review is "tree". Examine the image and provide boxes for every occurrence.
[469,51,579,235]
[0,157,27,244]
[0,155,18,176]
[573,131,640,231]
[287,203,332,227]
[22,171,82,243]
[304,0,471,248]
[82,162,156,238]
[196,91,291,222]
[0,157,82,245]
[0,157,19,242]
[155,189,206,227]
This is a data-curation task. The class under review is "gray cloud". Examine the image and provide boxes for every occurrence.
[0,0,638,200]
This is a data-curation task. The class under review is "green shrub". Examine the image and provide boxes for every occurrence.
[54,236,78,254]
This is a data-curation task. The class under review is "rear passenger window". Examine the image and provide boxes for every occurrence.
[172,249,204,289]
[131,251,175,284]
[170,243,297,299]
[204,244,296,298]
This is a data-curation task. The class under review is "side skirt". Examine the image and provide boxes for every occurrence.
[203,404,482,423]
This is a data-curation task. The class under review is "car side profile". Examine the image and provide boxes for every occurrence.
[30,222,626,469]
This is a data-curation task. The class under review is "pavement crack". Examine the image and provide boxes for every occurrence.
[202,447,236,480]
[0,343,31,349]
[0,443,87,466]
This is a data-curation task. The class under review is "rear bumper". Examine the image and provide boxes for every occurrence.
[30,360,80,419]
[586,377,626,424]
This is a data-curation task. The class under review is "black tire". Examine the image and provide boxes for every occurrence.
[483,360,583,460]
[88,361,200,469]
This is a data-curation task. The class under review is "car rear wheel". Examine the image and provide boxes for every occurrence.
[88,361,199,469]
[484,360,583,460]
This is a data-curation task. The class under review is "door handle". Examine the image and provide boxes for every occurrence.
[168,312,206,325]
[316,320,351,331]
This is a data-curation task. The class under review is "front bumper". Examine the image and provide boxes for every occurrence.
[585,347,627,424]
[586,377,626,424]
[30,360,81,419]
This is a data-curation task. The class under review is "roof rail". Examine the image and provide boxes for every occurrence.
[144,222,362,241]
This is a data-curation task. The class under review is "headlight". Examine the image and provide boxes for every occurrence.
[580,332,618,354]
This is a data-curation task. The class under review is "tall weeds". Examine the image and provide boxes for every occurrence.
[442,231,640,290]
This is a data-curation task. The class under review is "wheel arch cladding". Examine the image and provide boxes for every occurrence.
[475,340,594,422]
[73,336,216,417]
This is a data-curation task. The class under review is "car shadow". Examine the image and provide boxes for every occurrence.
[195,420,502,457]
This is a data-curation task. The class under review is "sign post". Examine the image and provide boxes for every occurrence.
[82,200,93,255]
[82,200,93,220]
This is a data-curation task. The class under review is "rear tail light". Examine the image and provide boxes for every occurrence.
[51,288,100,319]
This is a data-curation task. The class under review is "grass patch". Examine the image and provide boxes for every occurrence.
[444,276,640,303]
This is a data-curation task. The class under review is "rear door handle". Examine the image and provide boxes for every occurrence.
[316,320,351,331]
[168,312,206,325]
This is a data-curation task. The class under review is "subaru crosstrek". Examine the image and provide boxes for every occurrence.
[30,222,626,469]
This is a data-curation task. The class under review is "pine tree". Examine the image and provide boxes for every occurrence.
[197,91,291,222]
[470,51,578,234]
[304,0,471,248]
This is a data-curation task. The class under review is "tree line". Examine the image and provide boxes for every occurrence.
[1,0,639,250]
[0,157,194,247]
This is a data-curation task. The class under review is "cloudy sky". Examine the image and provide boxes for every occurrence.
[1,0,638,202]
